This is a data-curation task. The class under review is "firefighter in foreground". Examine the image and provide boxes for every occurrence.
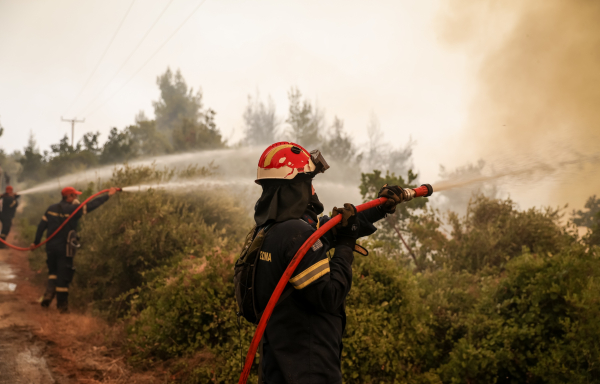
[32,186,118,313]
[0,186,19,248]
[235,142,405,384]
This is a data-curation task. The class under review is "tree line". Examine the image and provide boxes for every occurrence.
[2,69,223,182]
[1,67,416,185]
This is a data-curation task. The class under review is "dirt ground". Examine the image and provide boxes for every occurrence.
[0,233,159,384]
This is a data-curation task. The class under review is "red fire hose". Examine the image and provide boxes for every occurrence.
[0,188,121,251]
[238,184,433,383]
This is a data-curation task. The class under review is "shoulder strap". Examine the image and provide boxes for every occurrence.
[250,222,274,309]
[251,222,295,321]
[255,222,296,319]
[258,221,274,235]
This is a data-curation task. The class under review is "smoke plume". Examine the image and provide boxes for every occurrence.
[439,0,600,209]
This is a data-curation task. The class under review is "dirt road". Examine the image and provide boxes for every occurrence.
[0,234,156,384]
[0,245,56,383]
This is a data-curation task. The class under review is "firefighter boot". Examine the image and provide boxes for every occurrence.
[41,277,57,308]
[56,289,69,314]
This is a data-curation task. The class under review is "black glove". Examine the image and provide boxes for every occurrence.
[377,184,405,214]
[331,203,359,248]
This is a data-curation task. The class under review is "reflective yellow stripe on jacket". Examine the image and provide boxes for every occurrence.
[289,259,330,290]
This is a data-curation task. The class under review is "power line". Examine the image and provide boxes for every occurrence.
[84,0,208,118]
[76,0,175,117]
[63,0,136,116]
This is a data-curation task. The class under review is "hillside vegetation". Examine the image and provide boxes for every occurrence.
[12,163,600,384]
[6,68,600,383]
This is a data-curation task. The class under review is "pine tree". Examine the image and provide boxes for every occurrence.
[286,87,322,148]
[243,92,279,145]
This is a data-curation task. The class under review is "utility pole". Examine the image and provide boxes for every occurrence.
[61,117,85,147]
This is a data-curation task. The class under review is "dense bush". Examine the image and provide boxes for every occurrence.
[70,165,250,315]
[14,161,600,383]
[441,196,573,272]
[437,243,600,383]
[342,240,600,383]
[126,252,258,383]
[121,239,600,383]
[391,195,574,273]
[72,189,245,314]
[342,254,440,383]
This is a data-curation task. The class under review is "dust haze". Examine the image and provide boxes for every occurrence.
[438,0,600,210]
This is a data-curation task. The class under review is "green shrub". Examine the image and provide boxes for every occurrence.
[70,183,251,315]
[444,196,573,272]
[120,196,600,383]
[14,162,600,384]
[438,243,600,383]
[126,252,258,383]
[342,253,440,383]
[407,195,575,273]
[73,189,237,313]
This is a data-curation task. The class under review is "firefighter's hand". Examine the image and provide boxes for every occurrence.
[108,187,118,196]
[331,204,359,247]
[377,184,404,214]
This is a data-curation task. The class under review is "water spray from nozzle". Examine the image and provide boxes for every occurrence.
[430,150,600,193]
[119,178,255,193]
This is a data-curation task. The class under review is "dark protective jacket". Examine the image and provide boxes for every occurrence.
[0,194,19,219]
[255,207,385,384]
[34,195,110,250]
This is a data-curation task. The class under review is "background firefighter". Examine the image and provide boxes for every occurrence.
[32,186,118,313]
[0,185,20,247]
[237,142,405,384]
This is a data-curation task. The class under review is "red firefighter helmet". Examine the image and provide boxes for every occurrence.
[256,142,329,183]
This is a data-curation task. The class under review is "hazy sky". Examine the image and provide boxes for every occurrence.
[0,0,475,184]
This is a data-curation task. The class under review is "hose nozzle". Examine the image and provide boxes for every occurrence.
[413,184,433,197]
[402,184,434,202]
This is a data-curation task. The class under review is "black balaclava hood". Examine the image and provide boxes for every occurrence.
[305,192,324,222]
[254,174,324,227]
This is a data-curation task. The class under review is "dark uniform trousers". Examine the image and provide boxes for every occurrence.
[44,247,75,309]
[0,215,11,240]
